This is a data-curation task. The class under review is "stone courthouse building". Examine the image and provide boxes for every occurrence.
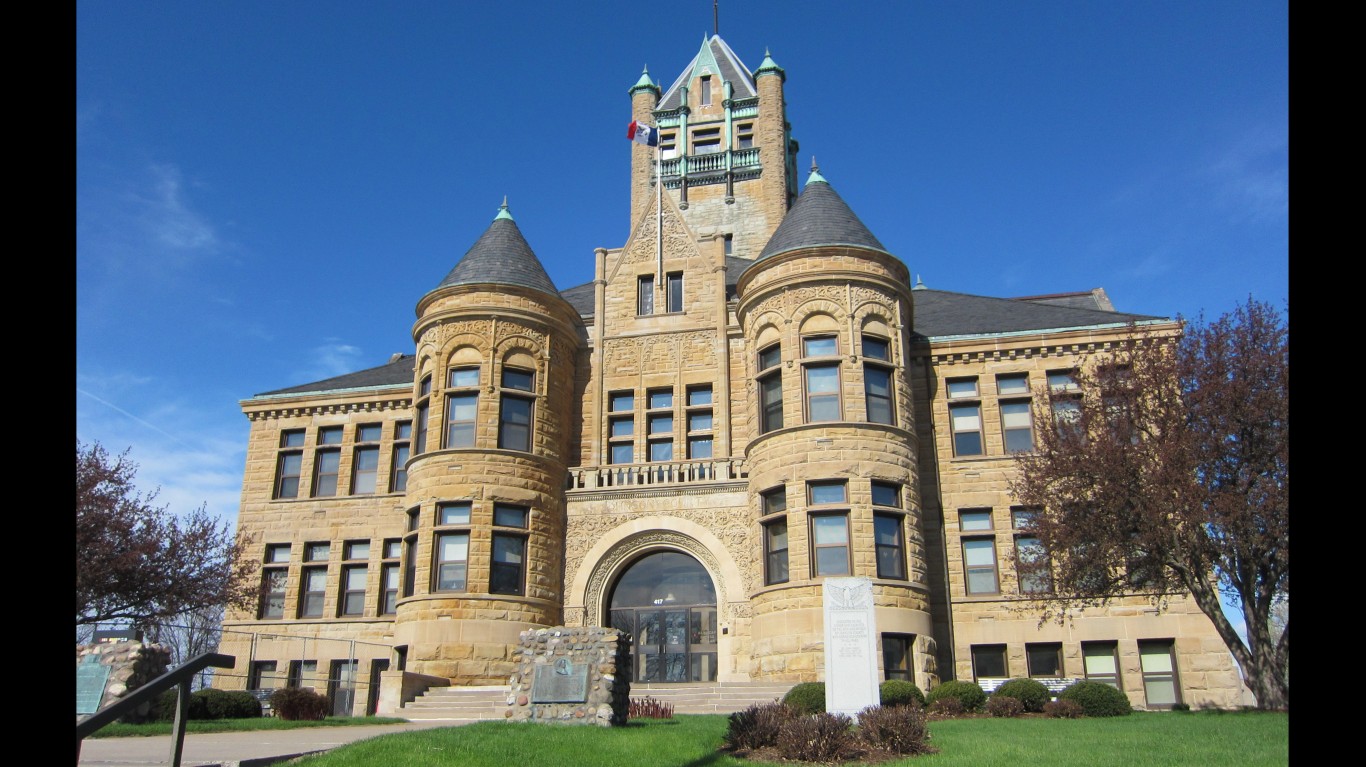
[215,35,1243,714]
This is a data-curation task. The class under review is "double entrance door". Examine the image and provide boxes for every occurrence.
[611,606,717,683]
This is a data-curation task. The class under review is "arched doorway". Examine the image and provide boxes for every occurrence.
[608,550,718,683]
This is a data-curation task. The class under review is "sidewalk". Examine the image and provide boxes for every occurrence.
[77,719,462,767]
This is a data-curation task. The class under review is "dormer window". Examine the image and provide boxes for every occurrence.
[700,75,712,106]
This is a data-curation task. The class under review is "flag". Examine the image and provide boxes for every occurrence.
[627,120,658,147]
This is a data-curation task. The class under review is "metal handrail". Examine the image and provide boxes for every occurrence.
[76,651,235,766]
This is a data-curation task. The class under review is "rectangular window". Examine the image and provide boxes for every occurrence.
[610,416,634,438]
[299,566,327,618]
[648,389,673,409]
[414,402,429,454]
[1000,400,1034,452]
[439,501,471,525]
[660,131,677,160]
[249,661,282,690]
[758,344,782,372]
[344,540,369,560]
[311,450,341,496]
[736,123,753,149]
[304,541,330,562]
[446,397,478,448]
[959,509,993,531]
[805,364,841,422]
[872,481,901,508]
[1052,398,1081,434]
[1048,370,1079,392]
[687,436,712,459]
[274,429,305,499]
[947,378,978,399]
[949,404,983,456]
[809,481,847,505]
[810,514,850,577]
[1015,536,1052,594]
[265,543,291,564]
[1082,641,1121,688]
[434,532,469,591]
[317,426,343,445]
[1027,642,1064,677]
[699,76,712,106]
[610,391,634,412]
[610,441,634,464]
[351,446,379,494]
[288,660,318,690]
[686,384,713,459]
[1139,640,1181,707]
[494,503,529,528]
[723,233,734,255]
[649,438,673,462]
[259,569,287,619]
[647,389,673,461]
[962,537,999,594]
[666,272,683,312]
[339,565,367,616]
[874,513,906,580]
[608,390,634,465]
[764,518,789,585]
[762,486,787,515]
[499,371,534,452]
[693,126,721,153]
[687,385,712,407]
[490,534,526,595]
[997,373,1030,396]
[380,563,400,615]
[638,275,655,315]
[390,421,411,493]
[972,644,1008,680]
[865,366,894,425]
[803,336,838,357]
[882,634,914,682]
[1012,508,1039,530]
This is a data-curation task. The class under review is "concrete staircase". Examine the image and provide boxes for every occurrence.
[400,681,795,722]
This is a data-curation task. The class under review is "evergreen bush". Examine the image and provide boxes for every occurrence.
[781,682,827,714]
[268,687,330,721]
[878,679,926,708]
[1058,680,1132,717]
[925,680,986,712]
[992,678,1050,713]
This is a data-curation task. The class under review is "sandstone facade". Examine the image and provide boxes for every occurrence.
[214,35,1245,714]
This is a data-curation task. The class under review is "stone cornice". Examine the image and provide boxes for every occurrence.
[244,396,412,421]
[911,323,1180,367]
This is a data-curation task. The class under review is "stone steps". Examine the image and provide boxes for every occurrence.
[400,682,795,721]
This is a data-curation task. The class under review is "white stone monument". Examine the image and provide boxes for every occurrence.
[822,577,880,718]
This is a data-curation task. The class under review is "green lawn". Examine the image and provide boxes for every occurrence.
[87,716,407,738]
[285,712,1288,767]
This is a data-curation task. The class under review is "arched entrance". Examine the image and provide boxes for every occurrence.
[608,550,718,683]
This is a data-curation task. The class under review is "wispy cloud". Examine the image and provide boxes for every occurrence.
[292,341,365,383]
[1119,252,1172,280]
[1203,124,1288,225]
[136,163,222,259]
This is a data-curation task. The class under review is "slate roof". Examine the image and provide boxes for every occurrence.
[658,35,758,111]
[1012,288,1116,312]
[433,208,559,297]
[755,175,890,261]
[256,354,415,397]
[908,288,1162,340]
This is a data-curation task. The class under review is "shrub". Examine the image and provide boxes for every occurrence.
[925,680,986,712]
[724,702,796,751]
[195,689,261,719]
[927,697,964,718]
[857,704,932,755]
[1043,699,1084,718]
[269,687,330,721]
[628,696,674,720]
[878,679,925,709]
[986,694,1024,718]
[992,678,1050,713]
[152,688,209,721]
[775,712,856,763]
[781,682,827,714]
[1059,680,1132,717]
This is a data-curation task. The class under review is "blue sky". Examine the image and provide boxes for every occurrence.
[77,0,1287,560]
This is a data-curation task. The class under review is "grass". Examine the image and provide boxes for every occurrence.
[87,715,408,738]
[285,711,1288,767]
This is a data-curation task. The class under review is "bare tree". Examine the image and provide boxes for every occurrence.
[1009,299,1288,709]
[143,606,226,689]
[76,440,258,628]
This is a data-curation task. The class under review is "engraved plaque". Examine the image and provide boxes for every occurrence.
[530,658,590,703]
[76,655,111,715]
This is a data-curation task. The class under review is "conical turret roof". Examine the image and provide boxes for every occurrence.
[756,167,889,260]
[434,201,559,297]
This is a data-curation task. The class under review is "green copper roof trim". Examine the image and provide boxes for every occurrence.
[246,382,410,402]
[629,65,660,96]
[690,36,722,84]
[806,169,827,186]
[755,48,786,80]
[920,318,1172,345]
[494,197,514,221]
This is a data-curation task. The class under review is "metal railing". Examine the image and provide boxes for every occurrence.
[76,652,235,767]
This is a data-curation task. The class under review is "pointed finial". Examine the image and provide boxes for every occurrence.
[806,157,827,186]
[913,274,927,290]
[811,156,819,173]
[494,197,514,221]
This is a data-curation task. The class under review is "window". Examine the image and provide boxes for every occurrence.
[439,501,471,525]
[862,335,895,425]
[638,275,655,315]
[647,387,673,462]
[666,272,683,312]
[1082,641,1121,688]
[947,377,979,399]
[498,368,535,452]
[351,424,382,494]
[699,75,712,106]
[693,126,721,153]
[344,540,369,560]
[608,390,635,463]
[874,514,906,580]
[758,344,783,433]
[1000,401,1033,453]
[249,661,282,690]
[809,481,850,577]
[390,421,411,492]
[723,233,733,255]
[402,509,418,598]
[1048,370,1079,392]
[959,509,993,532]
[962,537,998,594]
[415,375,431,454]
[339,565,367,616]
[491,534,526,596]
[317,426,342,445]
[972,644,1008,680]
[1049,370,1082,437]
[445,367,480,448]
[803,336,841,422]
[1015,535,1052,594]
[686,385,713,459]
[493,503,528,528]
[997,373,1030,397]
[259,568,287,619]
[1139,640,1181,707]
[311,450,340,497]
[265,543,291,564]
[1027,642,1064,677]
[882,634,914,681]
[736,123,753,150]
[660,131,677,160]
[1011,508,1038,531]
[274,430,305,498]
[380,539,401,615]
[287,660,318,690]
[761,487,788,585]
[299,566,327,618]
[434,533,469,591]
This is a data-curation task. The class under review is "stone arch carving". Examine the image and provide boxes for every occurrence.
[570,517,746,628]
